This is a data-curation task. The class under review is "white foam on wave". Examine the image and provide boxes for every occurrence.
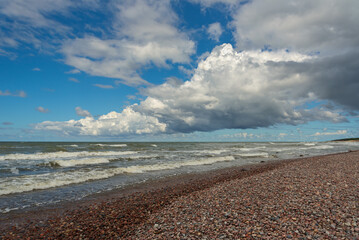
[108,144,127,147]
[10,167,19,174]
[0,156,235,195]
[182,149,227,155]
[56,144,79,148]
[92,144,127,147]
[304,143,316,146]
[0,151,137,161]
[237,152,269,158]
[49,158,111,167]
[0,169,119,195]
[309,145,334,150]
[239,147,266,152]
[0,207,20,213]
[122,154,160,160]
[119,156,236,173]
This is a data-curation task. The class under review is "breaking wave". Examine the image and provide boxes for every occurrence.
[0,155,235,195]
[0,151,137,161]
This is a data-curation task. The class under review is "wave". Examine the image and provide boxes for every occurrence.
[119,156,236,173]
[57,144,79,148]
[10,167,19,174]
[1,207,20,213]
[0,146,30,149]
[239,147,266,152]
[0,167,20,174]
[0,156,235,195]
[0,151,137,161]
[179,149,228,155]
[237,152,269,158]
[0,169,120,196]
[333,141,359,146]
[91,144,127,147]
[121,154,162,160]
[309,145,334,150]
[47,157,112,167]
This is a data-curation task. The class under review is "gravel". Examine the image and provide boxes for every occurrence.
[132,151,359,239]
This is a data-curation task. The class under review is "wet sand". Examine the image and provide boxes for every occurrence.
[1,151,358,239]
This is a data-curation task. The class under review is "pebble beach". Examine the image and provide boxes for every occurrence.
[1,151,358,239]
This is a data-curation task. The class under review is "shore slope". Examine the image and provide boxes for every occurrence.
[1,151,358,239]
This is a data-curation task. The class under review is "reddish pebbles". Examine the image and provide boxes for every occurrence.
[132,151,359,239]
[1,152,358,239]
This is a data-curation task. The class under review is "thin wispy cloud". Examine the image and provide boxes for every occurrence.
[32,67,40,71]
[66,69,81,74]
[0,0,99,55]
[69,77,80,83]
[93,84,114,89]
[127,95,137,100]
[75,107,91,117]
[313,130,347,136]
[0,90,26,97]
[2,122,13,125]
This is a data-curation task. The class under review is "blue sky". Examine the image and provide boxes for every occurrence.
[0,0,358,142]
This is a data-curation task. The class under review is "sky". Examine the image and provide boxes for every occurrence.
[0,0,358,142]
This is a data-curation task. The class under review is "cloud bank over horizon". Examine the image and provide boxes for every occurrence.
[35,43,355,137]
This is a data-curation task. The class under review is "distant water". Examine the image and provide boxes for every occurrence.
[1,141,358,213]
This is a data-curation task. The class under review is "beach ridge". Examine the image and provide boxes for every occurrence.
[1,151,358,239]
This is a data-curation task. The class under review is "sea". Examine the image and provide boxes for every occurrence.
[1,141,359,214]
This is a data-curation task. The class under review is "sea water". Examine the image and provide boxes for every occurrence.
[1,141,358,213]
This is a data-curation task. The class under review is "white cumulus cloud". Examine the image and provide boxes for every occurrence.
[35,106,166,136]
[138,44,346,132]
[61,0,195,86]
